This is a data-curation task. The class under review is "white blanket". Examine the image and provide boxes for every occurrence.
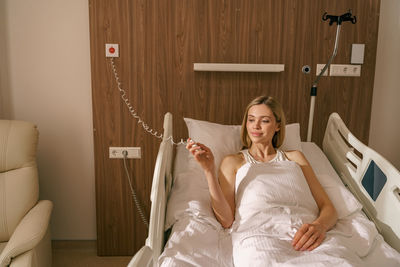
[159,216,233,267]
[233,161,318,235]
[231,160,398,266]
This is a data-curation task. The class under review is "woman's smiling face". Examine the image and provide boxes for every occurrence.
[246,104,280,145]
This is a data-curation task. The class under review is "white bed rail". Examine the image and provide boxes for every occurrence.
[128,112,174,267]
[323,112,400,252]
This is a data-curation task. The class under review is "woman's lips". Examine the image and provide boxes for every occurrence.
[250,132,262,137]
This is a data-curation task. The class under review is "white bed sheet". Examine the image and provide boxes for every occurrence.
[159,216,232,267]
[159,142,400,266]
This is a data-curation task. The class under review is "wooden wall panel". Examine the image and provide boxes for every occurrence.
[89,0,381,255]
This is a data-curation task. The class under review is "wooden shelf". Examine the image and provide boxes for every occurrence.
[193,63,284,72]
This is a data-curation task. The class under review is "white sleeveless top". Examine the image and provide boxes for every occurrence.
[240,149,289,164]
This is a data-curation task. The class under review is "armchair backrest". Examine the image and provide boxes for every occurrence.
[0,120,39,242]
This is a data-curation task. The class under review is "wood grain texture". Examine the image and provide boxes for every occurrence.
[89,0,381,255]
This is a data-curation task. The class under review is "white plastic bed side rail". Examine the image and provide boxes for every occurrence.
[129,112,174,267]
[323,112,400,252]
[127,245,153,267]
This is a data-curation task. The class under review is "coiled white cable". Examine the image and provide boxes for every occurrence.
[122,150,149,229]
[110,58,187,146]
[110,58,194,229]
[110,57,194,229]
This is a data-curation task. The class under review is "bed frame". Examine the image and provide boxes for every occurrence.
[128,112,400,267]
[323,113,400,252]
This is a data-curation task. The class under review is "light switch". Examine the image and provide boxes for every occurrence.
[351,44,365,64]
[316,64,328,76]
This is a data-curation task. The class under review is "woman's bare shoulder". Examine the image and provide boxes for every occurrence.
[222,152,244,164]
[284,150,308,165]
[220,152,245,172]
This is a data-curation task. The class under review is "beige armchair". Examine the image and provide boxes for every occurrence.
[0,120,53,267]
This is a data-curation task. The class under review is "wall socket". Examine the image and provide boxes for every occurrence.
[316,64,361,77]
[109,147,141,159]
[330,64,361,76]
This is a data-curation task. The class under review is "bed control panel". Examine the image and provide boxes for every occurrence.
[361,160,387,201]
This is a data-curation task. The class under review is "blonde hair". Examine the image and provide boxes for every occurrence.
[241,96,286,149]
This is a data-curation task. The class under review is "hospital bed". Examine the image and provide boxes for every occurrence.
[128,112,400,266]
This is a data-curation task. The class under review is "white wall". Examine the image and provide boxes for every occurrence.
[1,0,96,239]
[369,0,400,170]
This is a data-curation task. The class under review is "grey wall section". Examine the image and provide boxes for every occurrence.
[2,0,96,239]
[370,0,400,170]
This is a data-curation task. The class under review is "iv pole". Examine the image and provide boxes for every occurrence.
[306,11,357,142]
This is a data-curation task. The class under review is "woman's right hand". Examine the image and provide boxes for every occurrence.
[186,138,215,174]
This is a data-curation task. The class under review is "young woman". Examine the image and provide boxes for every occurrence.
[186,95,338,255]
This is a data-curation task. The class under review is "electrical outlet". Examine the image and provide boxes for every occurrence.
[330,64,361,76]
[109,147,141,159]
[316,64,328,76]
[105,43,119,57]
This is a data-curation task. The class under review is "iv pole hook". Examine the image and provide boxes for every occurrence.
[306,10,356,142]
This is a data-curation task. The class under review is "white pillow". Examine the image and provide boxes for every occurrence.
[184,118,242,171]
[184,117,302,170]
[282,123,302,151]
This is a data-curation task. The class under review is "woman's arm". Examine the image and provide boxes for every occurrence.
[186,140,237,228]
[286,150,338,251]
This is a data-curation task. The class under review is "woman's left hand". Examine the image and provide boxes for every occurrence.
[292,222,327,251]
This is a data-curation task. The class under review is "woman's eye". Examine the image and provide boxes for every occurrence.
[262,120,270,123]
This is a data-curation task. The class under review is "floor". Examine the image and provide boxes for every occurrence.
[52,241,132,267]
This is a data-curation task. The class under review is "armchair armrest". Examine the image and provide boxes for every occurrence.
[8,250,34,267]
[127,245,153,267]
[0,200,53,267]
